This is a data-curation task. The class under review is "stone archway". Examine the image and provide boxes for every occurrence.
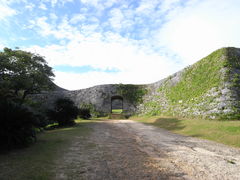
[111,95,123,113]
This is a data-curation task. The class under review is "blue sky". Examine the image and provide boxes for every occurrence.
[1,0,240,90]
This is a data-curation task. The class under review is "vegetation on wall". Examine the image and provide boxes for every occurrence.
[79,103,101,117]
[117,84,147,104]
[225,48,240,89]
[162,48,227,104]
[143,101,163,116]
[225,47,240,69]
[143,47,240,119]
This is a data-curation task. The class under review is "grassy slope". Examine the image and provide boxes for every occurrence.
[135,48,240,148]
[131,116,240,148]
[164,48,227,104]
[0,119,93,180]
[144,47,240,118]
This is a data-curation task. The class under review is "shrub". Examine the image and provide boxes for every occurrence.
[47,98,78,126]
[24,99,50,128]
[0,99,37,150]
[79,108,91,119]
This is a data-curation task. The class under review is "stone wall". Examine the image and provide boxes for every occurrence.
[136,47,240,119]
[35,75,237,119]
[34,70,238,119]
[136,69,236,119]
[34,47,240,119]
[35,84,140,116]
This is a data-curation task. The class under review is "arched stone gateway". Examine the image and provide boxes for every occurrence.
[36,84,143,116]
[111,95,123,113]
[32,48,240,120]
[35,84,145,117]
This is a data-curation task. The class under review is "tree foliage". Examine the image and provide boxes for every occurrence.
[47,98,79,126]
[0,47,55,150]
[79,108,91,119]
[0,47,55,101]
[0,99,37,150]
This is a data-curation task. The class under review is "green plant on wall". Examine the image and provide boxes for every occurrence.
[159,48,228,105]
[79,103,101,117]
[226,48,240,90]
[116,84,147,105]
[144,101,162,116]
[140,47,240,119]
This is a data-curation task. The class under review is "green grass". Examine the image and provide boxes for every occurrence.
[143,48,229,117]
[131,116,240,148]
[116,84,147,104]
[0,119,93,180]
[112,109,123,114]
[161,48,227,104]
[143,47,240,119]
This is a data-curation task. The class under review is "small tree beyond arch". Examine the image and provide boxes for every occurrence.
[111,95,123,113]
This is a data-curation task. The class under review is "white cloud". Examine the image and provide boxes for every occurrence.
[103,0,118,8]
[53,51,179,90]
[79,0,104,12]
[0,3,17,20]
[31,16,83,40]
[23,0,240,90]
[51,0,58,7]
[26,31,182,90]
[157,0,240,65]
[70,14,85,24]
[39,3,47,10]
[80,0,117,8]
[79,0,120,15]
[159,0,182,12]
[41,0,73,7]
[25,2,35,10]
[109,8,124,30]
[136,0,159,14]
[0,43,6,50]
[33,17,53,36]
[50,13,58,21]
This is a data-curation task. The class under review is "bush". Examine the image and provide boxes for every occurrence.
[24,99,50,128]
[47,98,78,126]
[79,108,91,119]
[0,99,37,150]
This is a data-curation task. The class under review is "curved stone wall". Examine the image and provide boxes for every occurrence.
[35,84,141,116]
[34,48,240,119]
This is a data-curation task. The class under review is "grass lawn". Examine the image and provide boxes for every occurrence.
[111,109,123,114]
[131,116,240,148]
[0,119,93,180]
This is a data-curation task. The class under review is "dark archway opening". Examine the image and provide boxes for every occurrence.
[111,95,123,114]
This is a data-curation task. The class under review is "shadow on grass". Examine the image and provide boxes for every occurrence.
[190,134,203,138]
[0,119,94,180]
[146,117,186,131]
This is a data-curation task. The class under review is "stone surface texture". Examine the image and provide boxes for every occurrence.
[34,47,240,119]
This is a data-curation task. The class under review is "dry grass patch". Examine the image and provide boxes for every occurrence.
[131,116,240,148]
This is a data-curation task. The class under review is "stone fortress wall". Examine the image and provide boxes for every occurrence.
[35,84,139,116]
[36,47,240,119]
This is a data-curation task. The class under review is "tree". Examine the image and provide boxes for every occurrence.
[0,47,55,101]
[0,99,38,150]
[0,48,55,150]
[47,98,79,126]
[79,108,91,119]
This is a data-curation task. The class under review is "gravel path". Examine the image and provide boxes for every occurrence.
[55,120,240,180]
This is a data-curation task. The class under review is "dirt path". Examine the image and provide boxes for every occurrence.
[55,120,240,180]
